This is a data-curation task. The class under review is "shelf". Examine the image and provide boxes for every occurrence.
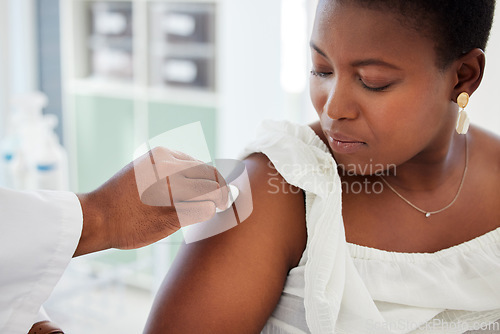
[147,86,218,107]
[62,0,220,196]
[72,0,220,3]
[68,78,137,99]
[68,78,218,107]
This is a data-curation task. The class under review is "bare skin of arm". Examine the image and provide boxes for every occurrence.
[143,153,307,334]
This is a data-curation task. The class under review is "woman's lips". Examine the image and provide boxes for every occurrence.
[327,133,366,154]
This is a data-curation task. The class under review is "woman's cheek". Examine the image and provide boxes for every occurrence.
[310,83,325,116]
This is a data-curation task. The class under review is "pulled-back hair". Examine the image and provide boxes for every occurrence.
[337,0,496,68]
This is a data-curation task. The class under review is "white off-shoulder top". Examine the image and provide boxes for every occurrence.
[241,120,500,334]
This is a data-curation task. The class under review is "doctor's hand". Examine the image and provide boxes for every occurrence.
[73,147,229,257]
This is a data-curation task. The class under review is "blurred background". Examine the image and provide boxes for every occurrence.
[0,0,499,333]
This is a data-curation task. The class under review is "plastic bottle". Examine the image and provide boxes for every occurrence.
[0,130,17,188]
[0,111,24,188]
[26,114,69,190]
[10,92,49,189]
[0,92,69,190]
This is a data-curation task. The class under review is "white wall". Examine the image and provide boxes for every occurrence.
[469,6,500,135]
[217,0,286,159]
[0,0,38,139]
[9,0,38,95]
[0,0,11,140]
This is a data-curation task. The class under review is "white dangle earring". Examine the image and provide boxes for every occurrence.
[456,92,470,134]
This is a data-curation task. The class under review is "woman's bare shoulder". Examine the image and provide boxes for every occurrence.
[218,151,308,268]
[143,152,307,334]
[470,124,500,166]
[240,152,308,261]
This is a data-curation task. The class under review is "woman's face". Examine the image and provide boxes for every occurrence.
[310,1,458,175]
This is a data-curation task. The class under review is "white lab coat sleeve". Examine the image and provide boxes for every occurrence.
[0,187,83,334]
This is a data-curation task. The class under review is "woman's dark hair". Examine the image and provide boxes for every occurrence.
[339,0,496,68]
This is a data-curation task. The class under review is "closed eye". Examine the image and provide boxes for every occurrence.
[359,78,391,92]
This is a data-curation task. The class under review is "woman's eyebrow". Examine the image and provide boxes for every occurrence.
[351,59,402,70]
[309,41,328,58]
[310,41,402,71]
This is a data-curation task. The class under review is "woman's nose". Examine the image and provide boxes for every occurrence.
[323,80,359,120]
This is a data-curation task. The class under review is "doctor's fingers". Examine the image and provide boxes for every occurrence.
[181,164,228,206]
[169,177,228,210]
[150,147,225,183]
[135,147,227,199]
[133,148,190,196]
[174,201,217,227]
[155,157,223,183]
[150,147,206,171]
[154,161,229,202]
[168,149,203,161]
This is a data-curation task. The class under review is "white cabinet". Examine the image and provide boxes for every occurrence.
[60,0,221,193]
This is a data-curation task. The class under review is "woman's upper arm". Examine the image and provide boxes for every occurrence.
[143,153,307,334]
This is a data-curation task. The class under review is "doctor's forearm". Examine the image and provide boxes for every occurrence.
[70,152,227,257]
[73,191,109,257]
[71,160,180,257]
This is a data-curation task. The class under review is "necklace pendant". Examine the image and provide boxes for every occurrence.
[425,212,431,218]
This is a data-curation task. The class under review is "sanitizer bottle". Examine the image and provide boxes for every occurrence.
[0,92,68,190]
[0,108,25,189]
[0,128,18,188]
[27,114,69,190]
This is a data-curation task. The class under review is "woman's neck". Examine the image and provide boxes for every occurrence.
[383,131,467,192]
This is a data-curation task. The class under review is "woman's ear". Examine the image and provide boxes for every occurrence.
[452,48,485,101]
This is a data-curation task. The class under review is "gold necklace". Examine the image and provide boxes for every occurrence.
[379,136,469,218]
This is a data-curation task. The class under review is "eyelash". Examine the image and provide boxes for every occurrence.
[359,79,392,92]
[310,70,332,78]
[311,70,392,92]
